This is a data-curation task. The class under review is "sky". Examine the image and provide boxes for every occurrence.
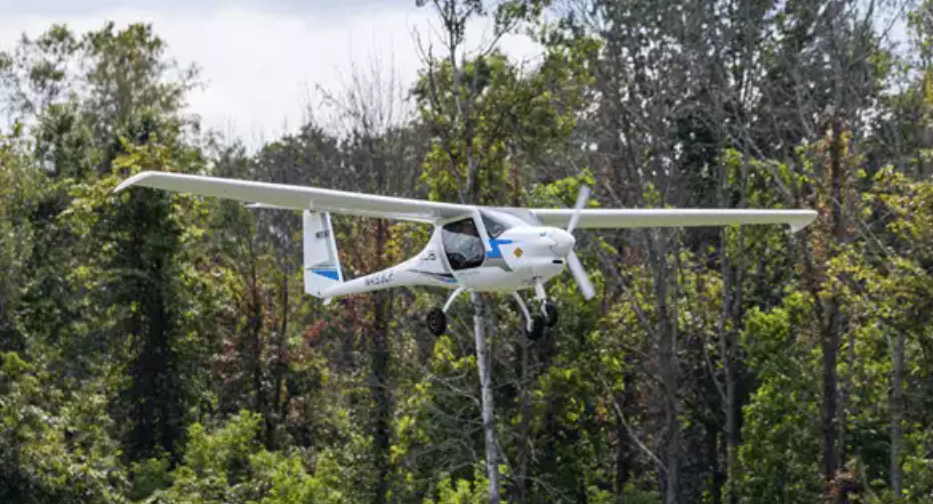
[0,0,543,148]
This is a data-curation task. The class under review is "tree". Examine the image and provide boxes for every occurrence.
[414,2,592,501]
[319,55,423,504]
[4,8,933,504]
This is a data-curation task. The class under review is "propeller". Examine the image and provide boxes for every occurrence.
[566,184,590,234]
[565,185,596,300]
[566,251,595,299]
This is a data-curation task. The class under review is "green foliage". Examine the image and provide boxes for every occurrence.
[412,32,594,204]
[129,457,172,501]
[147,410,347,504]
[0,352,129,503]
[423,469,490,504]
[3,4,933,504]
[736,298,824,503]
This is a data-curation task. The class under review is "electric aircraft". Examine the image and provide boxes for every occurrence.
[115,172,817,339]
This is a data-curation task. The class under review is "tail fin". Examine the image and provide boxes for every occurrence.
[303,211,343,299]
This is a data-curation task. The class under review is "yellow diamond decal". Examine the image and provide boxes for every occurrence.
[514,247,523,258]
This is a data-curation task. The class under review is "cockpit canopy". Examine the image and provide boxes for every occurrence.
[440,209,536,270]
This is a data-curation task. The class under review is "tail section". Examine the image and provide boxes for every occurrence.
[303,211,343,299]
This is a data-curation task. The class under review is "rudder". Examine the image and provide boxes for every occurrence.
[303,211,343,298]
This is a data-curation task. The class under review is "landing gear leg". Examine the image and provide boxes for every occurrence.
[533,279,558,328]
[427,287,466,337]
[512,292,545,341]
[443,287,466,314]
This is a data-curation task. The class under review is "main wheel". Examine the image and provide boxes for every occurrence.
[426,307,447,336]
[525,314,546,341]
[544,302,558,327]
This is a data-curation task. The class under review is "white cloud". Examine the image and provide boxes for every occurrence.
[0,3,542,149]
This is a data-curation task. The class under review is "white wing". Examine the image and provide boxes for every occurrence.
[115,171,470,222]
[116,171,817,231]
[531,208,817,232]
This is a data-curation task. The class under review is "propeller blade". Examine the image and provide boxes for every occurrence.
[567,251,596,300]
[566,185,591,234]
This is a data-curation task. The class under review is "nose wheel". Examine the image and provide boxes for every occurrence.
[534,279,559,329]
[512,291,557,341]
[525,313,546,340]
[524,301,556,340]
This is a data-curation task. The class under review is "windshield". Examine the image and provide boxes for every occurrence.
[482,214,507,238]
[480,209,527,237]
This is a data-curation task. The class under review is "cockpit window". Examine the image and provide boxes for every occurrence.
[482,214,507,238]
[441,218,485,270]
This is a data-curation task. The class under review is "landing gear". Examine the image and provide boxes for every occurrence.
[428,285,556,340]
[512,292,550,341]
[534,278,559,329]
[426,287,466,337]
[427,307,447,336]
[525,314,546,340]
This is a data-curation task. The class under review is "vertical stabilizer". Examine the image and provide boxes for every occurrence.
[303,211,343,298]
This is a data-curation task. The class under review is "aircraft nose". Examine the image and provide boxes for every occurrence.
[548,228,576,256]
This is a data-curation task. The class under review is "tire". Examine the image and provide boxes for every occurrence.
[544,302,558,327]
[427,307,447,336]
[525,314,546,341]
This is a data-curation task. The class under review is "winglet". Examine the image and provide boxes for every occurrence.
[789,210,819,233]
[114,171,155,192]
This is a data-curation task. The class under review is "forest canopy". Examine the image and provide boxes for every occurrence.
[2,1,933,503]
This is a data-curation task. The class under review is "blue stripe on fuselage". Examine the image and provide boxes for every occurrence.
[486,238,514,259]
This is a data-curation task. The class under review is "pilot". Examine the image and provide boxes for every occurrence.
[444,219,484,267]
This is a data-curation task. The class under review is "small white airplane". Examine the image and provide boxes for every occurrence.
[115,172,817,339]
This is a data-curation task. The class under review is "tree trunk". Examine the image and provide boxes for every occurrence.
[890,326,904,497]
[251,279,264,416]
[718,228,741,504]
[267,272,289,449]
[650,232,680,504]
[472,291,501,503]
[244,239,265,420]
[822,117,845,483]
[708,423,723,504]
[122,191,184,462]
[513,338,531,504]
[372,220,392,504]
[614,369,635,504]
[723,348,738,504]
[840,326,856,465]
